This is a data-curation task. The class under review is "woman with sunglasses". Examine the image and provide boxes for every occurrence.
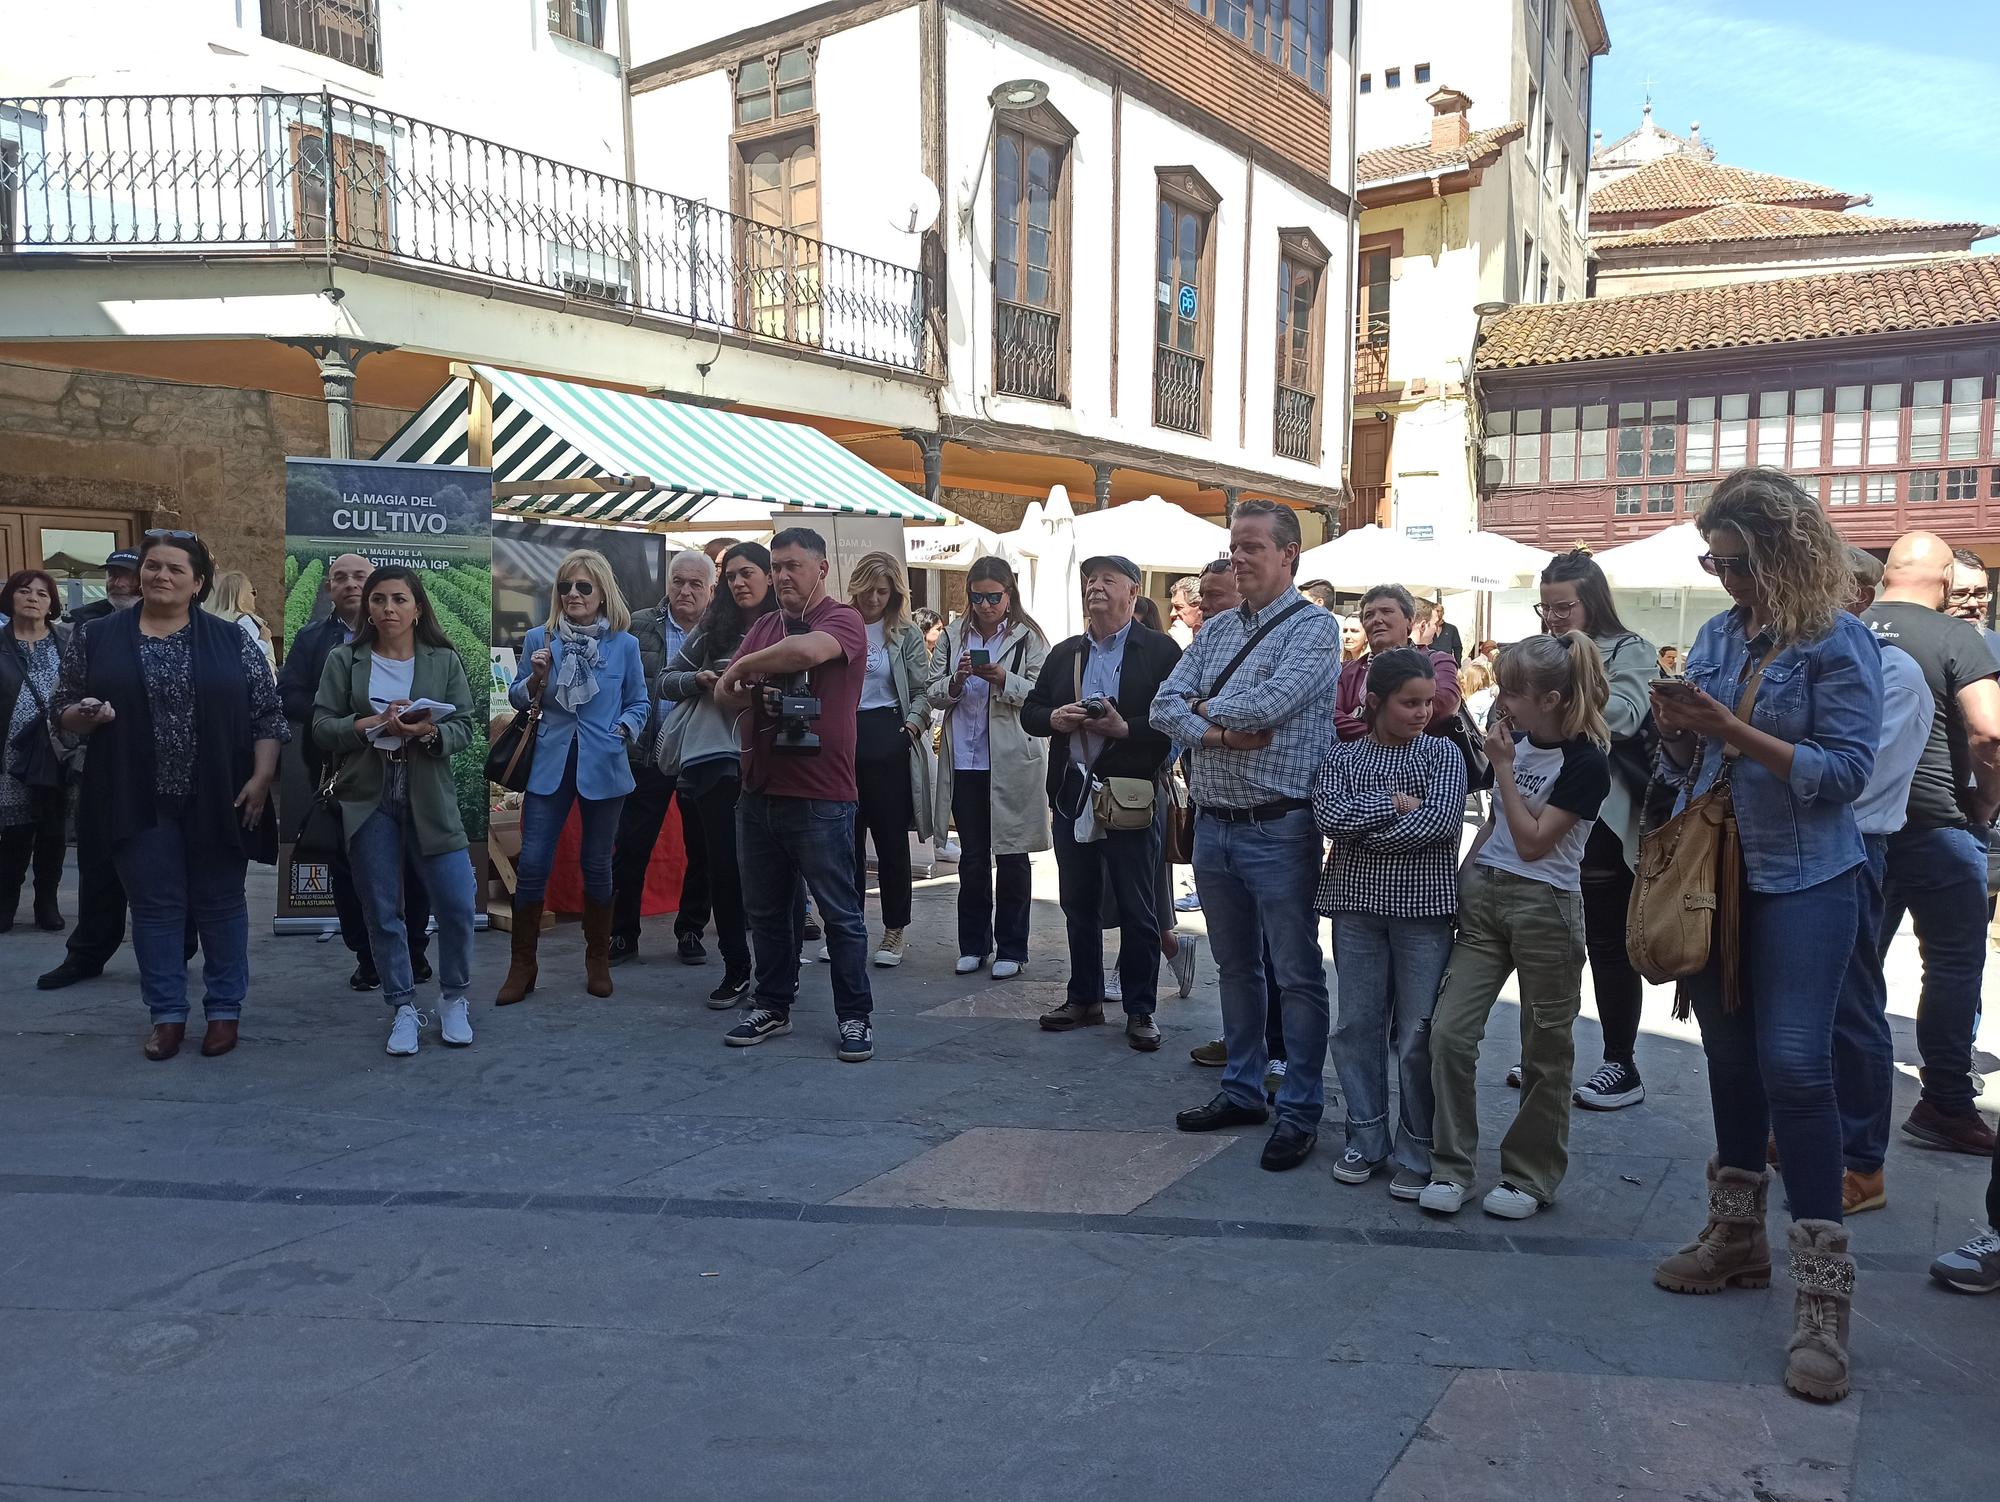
[50,530,287,1061]
[928,557,1049,978]
[659,541,778,1006]
[1648,469,1882,1403]
[498,549,648,1004]
[1524,551,1658,1115]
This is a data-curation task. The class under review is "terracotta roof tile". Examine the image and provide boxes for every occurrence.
[1592,200,1996,251]
[1357,123,1524,185]
[1588,156,1865,217]
[1476,256,2000,370]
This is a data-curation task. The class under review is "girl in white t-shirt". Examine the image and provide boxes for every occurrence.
[1420,631,1611,1221]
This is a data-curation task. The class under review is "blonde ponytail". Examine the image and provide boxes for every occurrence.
[1496,631,1610,748]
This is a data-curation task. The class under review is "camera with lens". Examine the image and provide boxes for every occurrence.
[762,618,822,755]
[1081,696,1111,720]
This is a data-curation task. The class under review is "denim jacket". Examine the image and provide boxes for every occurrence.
[1674,606,1882,894]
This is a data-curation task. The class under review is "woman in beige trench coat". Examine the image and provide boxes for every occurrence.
[928,556,1049,978]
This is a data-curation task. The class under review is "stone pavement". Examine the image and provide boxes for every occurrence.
[3,850,1997,1501]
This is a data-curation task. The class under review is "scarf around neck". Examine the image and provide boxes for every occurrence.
[552,617,610,714]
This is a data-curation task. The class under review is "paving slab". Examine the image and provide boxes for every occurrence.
[834,1125,1234,1214]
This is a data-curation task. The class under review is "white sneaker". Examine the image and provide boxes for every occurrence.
[992,959,1022,979]
[816,942,831,963]
[1505,1061,1524,1089]
[1418,1180,1468,1215]
[955,954,984,975]
[1105,974,1123,1002]
[1482,1183,1541,1220]
[439,997,472,1047]
[386,1003,421,1056]
[938,840,962,862]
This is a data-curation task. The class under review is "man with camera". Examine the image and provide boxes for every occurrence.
[1024,555,1182,1050]
[712,526,876,1062]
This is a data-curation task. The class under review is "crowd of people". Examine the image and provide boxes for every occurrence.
[14,467,2000,1411]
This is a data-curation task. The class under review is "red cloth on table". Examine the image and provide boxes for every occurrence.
[543,802,685,916]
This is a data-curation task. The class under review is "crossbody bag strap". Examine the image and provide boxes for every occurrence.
[1721,643,1782,762]
[11,639,50,719]
[1206,599,1311,699]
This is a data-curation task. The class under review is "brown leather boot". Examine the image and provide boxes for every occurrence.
[1654,1156,1772,1294]
[582,900,614,998]
[143,1022,185,1061]
[496,900,542,1005]
[199,1019,239,1057]
[1785,1218,1854,1402]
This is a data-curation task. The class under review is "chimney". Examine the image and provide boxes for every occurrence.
[1427,87,1473,154]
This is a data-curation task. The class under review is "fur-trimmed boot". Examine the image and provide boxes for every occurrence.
[1653,1156,1772,1294]
[1784,1218,1854,1402]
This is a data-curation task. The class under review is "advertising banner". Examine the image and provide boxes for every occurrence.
[277,458,492,928]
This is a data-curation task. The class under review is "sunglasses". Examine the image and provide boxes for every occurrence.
[968,590,1006,606]
[144,529,200,544]
[1698,553,1754,579]
[557,579,597,596]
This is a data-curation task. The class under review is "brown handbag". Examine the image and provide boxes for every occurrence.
[1625,646,1777,1012]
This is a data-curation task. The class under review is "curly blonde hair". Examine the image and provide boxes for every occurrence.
[1697,468,1849,646]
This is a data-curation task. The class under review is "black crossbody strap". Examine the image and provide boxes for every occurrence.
[1206,599,1311,698]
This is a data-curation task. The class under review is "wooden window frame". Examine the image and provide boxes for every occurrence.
[547,0,606,49]
[991,102,1076,405]
[1274,226,1330,463]
[728,44,823,348]
[1353,228,1398,397]
[1153,166,1221,438]
[1186,0,1332,96]
[289,123,389,251]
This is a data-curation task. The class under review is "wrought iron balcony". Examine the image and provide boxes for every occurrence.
[1153,346,1206,435]
[262,0,382,74]
[1352,333,1390,394]
[0,92,934,375]
[994,299,1062,402]
[1274,384,1317,462]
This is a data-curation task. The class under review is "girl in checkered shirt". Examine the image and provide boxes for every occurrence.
[1312,648,1467,1201]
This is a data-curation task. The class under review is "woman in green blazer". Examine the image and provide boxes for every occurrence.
[312,566,479,1058]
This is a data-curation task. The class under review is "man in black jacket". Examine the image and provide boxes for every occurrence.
[66,548,140,625]
[275,551,428,990]
[1023,555,1183,1051]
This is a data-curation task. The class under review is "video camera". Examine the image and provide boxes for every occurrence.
[762,617,822,755]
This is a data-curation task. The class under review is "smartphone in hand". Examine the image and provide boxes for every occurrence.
[969,648,991,667]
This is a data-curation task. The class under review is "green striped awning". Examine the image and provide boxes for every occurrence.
[375,364,947,526]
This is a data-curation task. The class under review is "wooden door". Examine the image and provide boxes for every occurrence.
[1347,418,1393,531]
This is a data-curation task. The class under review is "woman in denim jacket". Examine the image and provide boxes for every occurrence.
[1647,469,1882,1404]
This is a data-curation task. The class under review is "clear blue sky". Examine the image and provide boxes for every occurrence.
[1594,0,2000,228]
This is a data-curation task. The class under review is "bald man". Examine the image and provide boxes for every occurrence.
[1863,530,2000,1156]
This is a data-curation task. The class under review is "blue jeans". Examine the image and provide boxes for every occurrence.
[516,743,624,905]
[1331,912,1452,1175]
[1834,834,1895,1173]
[112,800,248,1024]
[348,805,477,1009]
[1055,810,1161,1016]
[1193,807,1329,1131]
[1689,867,1859,1223]
[1879,823,1987,1116]
[737,791,872,1021]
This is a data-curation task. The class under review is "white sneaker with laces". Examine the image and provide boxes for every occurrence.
[1573,1060,1644,1110]
[955,954,983,975]
[1166,935,1199,998]
[386,1003,421,1056]
[874,928,905,967]
[1931,1230,2000,1293]
[1482,1183,1541,1220]
[992,959,1022,979]
[438,996,472,1047]
[1105,974,1123,1002]
[1418,1180,1468,1214]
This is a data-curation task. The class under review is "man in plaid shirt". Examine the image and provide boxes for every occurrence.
[1152,501,1342,1171]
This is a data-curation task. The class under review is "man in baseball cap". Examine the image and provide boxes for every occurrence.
[67,548,141,625]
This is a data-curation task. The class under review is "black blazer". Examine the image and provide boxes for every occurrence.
[1022,619,1182,800]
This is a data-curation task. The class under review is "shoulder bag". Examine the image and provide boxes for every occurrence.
[1625,645,1778,1011]
[484,682,541,793]
[5,642,74,791]
[293,647,356,859]
[1435,701,1494,792]
[1073,651,1156,832]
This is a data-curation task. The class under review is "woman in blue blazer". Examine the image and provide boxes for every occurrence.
[497,548,648,1004]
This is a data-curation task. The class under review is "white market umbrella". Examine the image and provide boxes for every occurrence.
[1070,495,1229,573]
[907,519,1003,572]
[1008,486,1081,645]
[1590,522,1713,591]
[1436,531,1555,591]
[1294,526,1476,594]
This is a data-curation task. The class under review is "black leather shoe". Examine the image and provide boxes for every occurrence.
[38,958,103,990]
[608,936,638,968]
[1175,1093,1269,1133]
[349,964,379,992]
[1259,1123,1317,1172]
